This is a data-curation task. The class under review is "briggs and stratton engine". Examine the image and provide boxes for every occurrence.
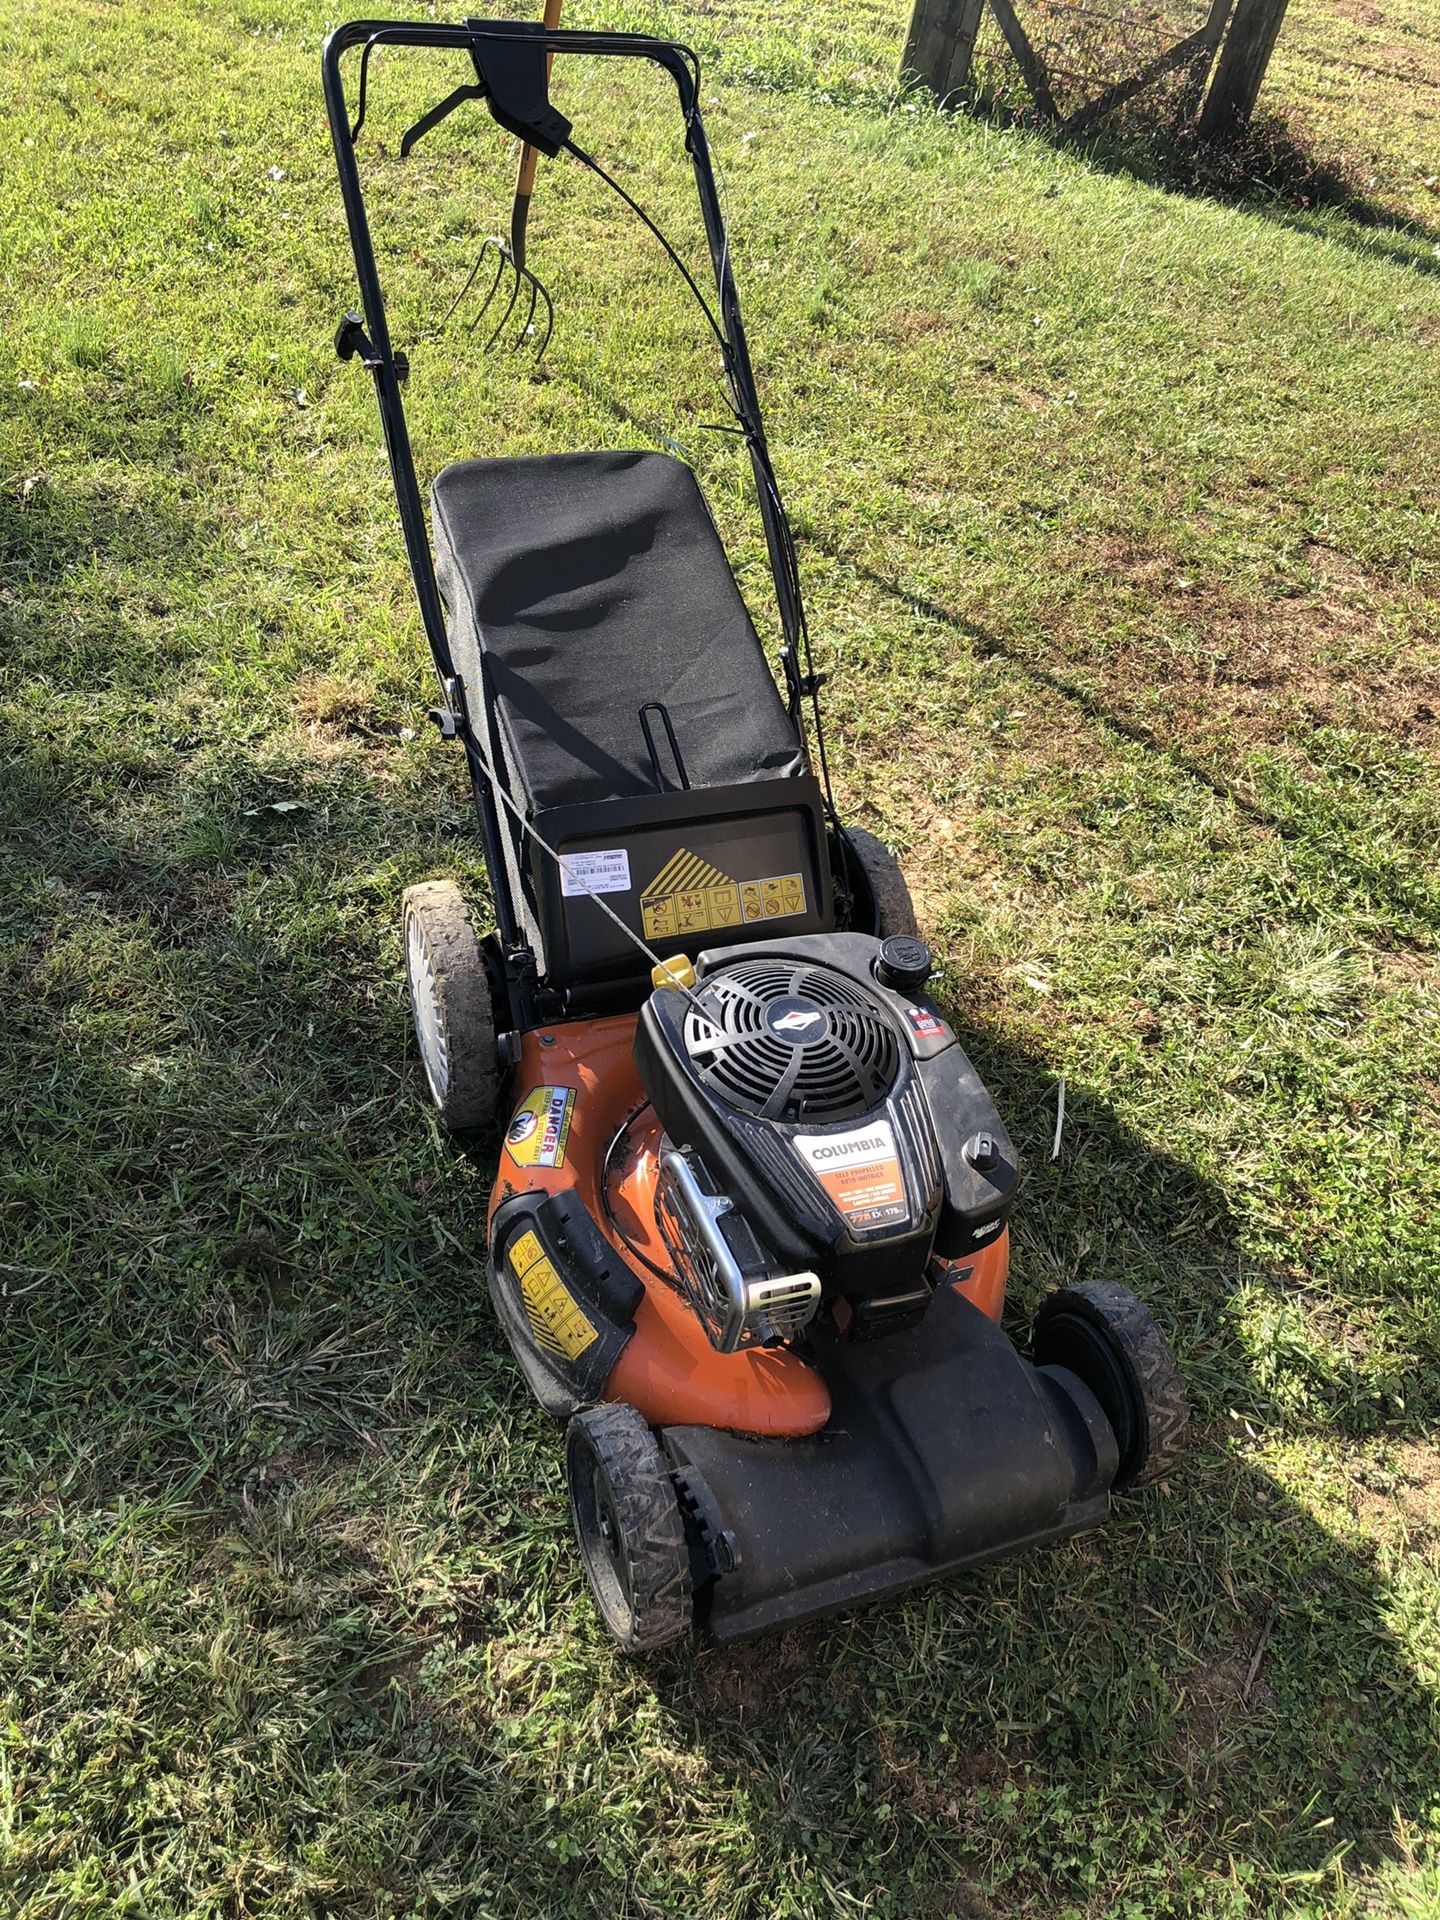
[634,933,1019,1352]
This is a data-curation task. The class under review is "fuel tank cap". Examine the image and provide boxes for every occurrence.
[876,935,933,992]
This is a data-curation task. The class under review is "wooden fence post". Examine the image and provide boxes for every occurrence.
[1197,0,1291,135]
[901,0,988,100]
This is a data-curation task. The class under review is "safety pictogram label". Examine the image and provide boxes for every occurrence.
[793,1121,907,1230]
[504,1085,575,1169]
[509,1230,597,1361]
[640,848,807,941]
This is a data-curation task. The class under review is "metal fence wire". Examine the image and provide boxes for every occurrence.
[970,0,1232,130]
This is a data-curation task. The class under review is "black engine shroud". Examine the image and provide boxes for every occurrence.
[634,933,1019,1313]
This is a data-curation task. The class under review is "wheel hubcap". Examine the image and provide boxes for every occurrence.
[1040,1314,1143,1481]
[406,914,449,1102]
[574,1456,635,1635]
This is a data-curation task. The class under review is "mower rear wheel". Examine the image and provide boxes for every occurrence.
[1032,1280,1189,1492]
[566,1403,692,1654]
[844,827,919,940]
[401,879,499,1131]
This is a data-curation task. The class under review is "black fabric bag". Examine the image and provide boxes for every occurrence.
[430,450,804,813]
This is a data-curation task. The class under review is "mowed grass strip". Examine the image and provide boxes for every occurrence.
[1,0,1438,1915]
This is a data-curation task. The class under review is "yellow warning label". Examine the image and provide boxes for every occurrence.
[504,1085,575,1169]
[509,1230,598,1361]
[759,873,807,921]
[640,849,808,942]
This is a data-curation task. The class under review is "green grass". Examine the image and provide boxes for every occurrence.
[3,0,1440,1913]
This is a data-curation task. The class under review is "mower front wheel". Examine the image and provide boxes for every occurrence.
[566,1404,692,1654]
[843,827,919,940]
[1032,1280,1189,1493]
[402,879,500,1131]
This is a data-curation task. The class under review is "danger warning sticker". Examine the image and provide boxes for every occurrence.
[504,1086,575,1169]
[792,1121,908,1231]
[509,1229,597,1361]
[640,848,808,942]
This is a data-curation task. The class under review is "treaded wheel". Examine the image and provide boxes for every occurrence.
[1032,1280,1189,1493]
[843,827,919,940]
[401,879,499,1131]
[566,1403,692,1654]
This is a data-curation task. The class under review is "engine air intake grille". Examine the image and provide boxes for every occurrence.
[684,960,901,1123]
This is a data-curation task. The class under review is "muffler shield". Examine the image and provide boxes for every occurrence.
[655,1148,820,1353]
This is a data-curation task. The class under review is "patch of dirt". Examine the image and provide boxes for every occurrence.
[1198,1415,1265,1447]
[1393,1442,1440,1530]
[840,738,1012,926]
[296,674,376,731]
[873,1721,1036,1825]
[1369,945,1436,990]
[832,745,1089,1048]
[694,1625,824,1719]
[1352,1440,1440,1537]
[891,309,957,342]
[911,1878,996,1920]
[1325,0,1384,26]
[1172,1631,1275,1771]
[1060,536,1440,756]
[147,871,243,941]
[296,674,413,757]
[351,1649,425,1710]
[34,866,242,947]
[218,1231,291,1282]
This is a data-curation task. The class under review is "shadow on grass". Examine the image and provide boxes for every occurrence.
[575,379,1440,952]
[5,725,1437,1914]
[0,455,200,593]
[625,1006,1439,1914]
[3,474,1436,1913]
[964,94,1440,279]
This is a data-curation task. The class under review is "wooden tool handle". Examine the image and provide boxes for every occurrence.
[514,0,564,203]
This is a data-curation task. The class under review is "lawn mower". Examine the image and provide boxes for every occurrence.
[323,17,1189,1649]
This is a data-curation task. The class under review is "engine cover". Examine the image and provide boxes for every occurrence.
[633,933,1019,1328]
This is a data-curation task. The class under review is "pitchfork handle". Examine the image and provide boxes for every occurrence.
[510,0,565,266]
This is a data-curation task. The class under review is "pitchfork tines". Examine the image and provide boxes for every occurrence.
[440,236,554,360]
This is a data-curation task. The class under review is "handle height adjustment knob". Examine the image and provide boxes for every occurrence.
[965,1131,1001,1173]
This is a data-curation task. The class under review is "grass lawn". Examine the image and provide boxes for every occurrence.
[3,0,1439,1913]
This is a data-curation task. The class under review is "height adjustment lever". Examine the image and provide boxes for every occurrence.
[334,312,375,364]
[334,313,408,382]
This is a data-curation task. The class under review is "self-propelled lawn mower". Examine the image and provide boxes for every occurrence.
[323,17,1188,1649]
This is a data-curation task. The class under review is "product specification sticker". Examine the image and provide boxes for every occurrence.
[793,1121,908,1230]
[640,847,808,941]
[508,1229,597,1361]
[559,848,631,897]
[905,1005,948,1041]
[504,1085,576,1169]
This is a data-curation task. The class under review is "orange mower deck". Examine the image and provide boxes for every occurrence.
[488,1017,1010,1437]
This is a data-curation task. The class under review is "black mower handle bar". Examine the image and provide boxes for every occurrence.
[321,21,710,678]
[325,21,703,137]
[323,19,812,975]
[322,16,786,688]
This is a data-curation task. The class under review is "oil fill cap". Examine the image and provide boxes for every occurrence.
[876,935,933,991]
